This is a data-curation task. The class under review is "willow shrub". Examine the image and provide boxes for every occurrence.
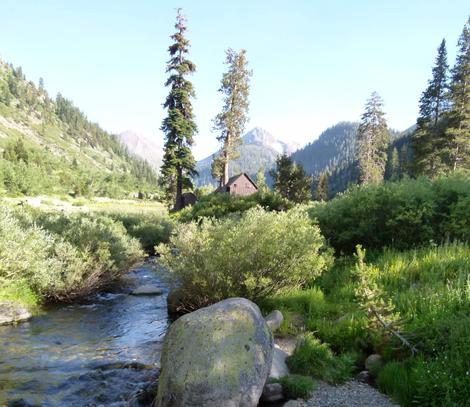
[309,172,470,253]
[0,207,143,303]
[157,207,332,310]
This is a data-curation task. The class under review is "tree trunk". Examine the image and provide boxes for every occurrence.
[222,132,231,186]
[174,166,183,211]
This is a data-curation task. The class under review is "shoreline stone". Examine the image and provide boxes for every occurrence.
[0,301,32,326]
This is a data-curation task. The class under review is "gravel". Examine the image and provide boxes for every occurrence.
[305,380,399,407]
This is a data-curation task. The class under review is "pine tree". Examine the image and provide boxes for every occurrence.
[211,154,224,187]
[270,154,312,203]
[213,48,252,185]
[356,92,390,184]
[256,167,268,193]
[387,147,400,181]
[446,17,470,170]
[315,171,328,201]
[160,9,198,210]
[412,39,449,176]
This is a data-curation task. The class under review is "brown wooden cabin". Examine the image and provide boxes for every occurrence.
[215,173,258,197]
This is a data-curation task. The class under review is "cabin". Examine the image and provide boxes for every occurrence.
[215,173,258,197]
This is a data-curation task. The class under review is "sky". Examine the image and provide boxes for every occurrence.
[0,1,468,160]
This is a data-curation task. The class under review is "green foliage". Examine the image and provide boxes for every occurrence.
[160,9,198,209]
[0,206,143,303]
[446,16,470,171]
[213,48,252,185]
[276,375,316,399]
[377,361,418,407]
[177,190,293,222]
[314,171,328,201]
[287,333,356,383]
[158,207,332,310]
[309,173,470,253]
[412,39,450,177]
[356,92,390,184]
[270,154,312,203]
[104,212,174,253]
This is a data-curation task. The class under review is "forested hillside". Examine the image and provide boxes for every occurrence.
[0,59,159,198]
[291,122,414,197]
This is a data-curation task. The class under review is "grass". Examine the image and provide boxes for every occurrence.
[274,374,316,399]
[263,242,470,405]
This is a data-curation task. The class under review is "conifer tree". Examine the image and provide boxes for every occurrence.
[270,154,312,203]
[386,147,400,181]
[210,154,224,187]
[213,49,252,185]
[412,39,449,176]
[160,9,198,210]
[446,17,470,170]
[256,167,268,193]
[356,92,390,184]
[315,172,329,201]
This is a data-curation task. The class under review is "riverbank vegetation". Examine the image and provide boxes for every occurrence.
[0,199,174,307]
[157,171,470,406]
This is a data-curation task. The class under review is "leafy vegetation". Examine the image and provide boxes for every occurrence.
[0,206,143,305]
[309,172,470,253]
[176,190,293,222]
[157,207,332,310]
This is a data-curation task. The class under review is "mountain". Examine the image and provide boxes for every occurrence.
[117,131,163,170]
[194,127,299,187]
[292,122,414,197]
[0,59,159,198]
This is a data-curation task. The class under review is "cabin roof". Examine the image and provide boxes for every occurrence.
[214,173,258,193]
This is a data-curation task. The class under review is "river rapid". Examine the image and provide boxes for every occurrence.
[0,260,169,406]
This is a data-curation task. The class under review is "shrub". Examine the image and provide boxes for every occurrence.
[277,374,315,399]
[309,173,470,252]
[157,207,332,310]
[177,191,293,222]
[286,333,356,383]
[104,212,174,253]
[0,206,143,303]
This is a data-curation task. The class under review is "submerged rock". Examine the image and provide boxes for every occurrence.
[155,297,273,407]
[0,301,31,326]
[130,284,164,296]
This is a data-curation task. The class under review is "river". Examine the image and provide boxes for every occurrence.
[0,260,169,406]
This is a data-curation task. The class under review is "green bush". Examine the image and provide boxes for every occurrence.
[0,206,143,303]
[176,191,293,222]
[277,374,316,399]
[158,207,332,310]
[309,173,470,252]
[286,333,356,383]
[104,212,174,253]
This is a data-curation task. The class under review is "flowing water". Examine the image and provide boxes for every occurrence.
[0,260,169,407]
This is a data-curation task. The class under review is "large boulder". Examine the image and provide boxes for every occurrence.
[155,298,273,407]
[265,310,283,332]
[0,301,31,326]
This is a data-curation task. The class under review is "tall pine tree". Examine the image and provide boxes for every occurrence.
[315,172,329,201]
[213,48,252,186]
[446,17,470,170]
[412,39,449,176]
[356,92,390,184]
[160,9,197,210]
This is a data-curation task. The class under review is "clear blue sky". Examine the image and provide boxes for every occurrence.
[0,1,468,159]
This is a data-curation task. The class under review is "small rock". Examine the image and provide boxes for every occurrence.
[270,345,290,379]
[262,382,284,402]
[0,301,31,326]
[356,370,371,383]
[365,354,383,377]
[130,285,163,296]
[265,310,284,332]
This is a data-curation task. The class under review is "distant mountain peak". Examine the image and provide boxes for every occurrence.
[117,131,163,170]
